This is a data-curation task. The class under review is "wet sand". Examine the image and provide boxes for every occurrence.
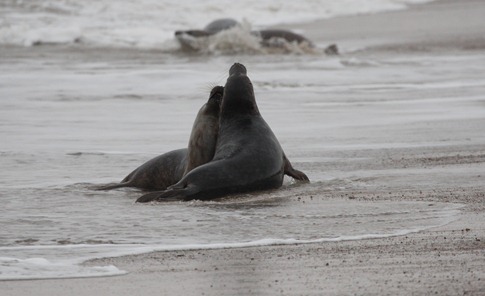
[3,0,485,295]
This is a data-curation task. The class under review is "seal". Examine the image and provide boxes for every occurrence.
[96,86,224,191]
[136,63,308,202]
[174,19,316,51]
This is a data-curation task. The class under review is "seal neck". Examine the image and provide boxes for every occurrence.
[220,74,259,119]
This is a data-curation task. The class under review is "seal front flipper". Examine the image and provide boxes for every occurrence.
[135,190,185,203]
[135,185,197,203]
[135,191,162,203]
[285,168,309,182]
[283,154,309,182]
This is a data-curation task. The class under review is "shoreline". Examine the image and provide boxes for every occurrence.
[281,0,485,53]
[3,0,485,295]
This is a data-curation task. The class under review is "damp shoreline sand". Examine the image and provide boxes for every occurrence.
[2,0,485,295]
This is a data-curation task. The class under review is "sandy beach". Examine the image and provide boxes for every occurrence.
[2,0,485,295]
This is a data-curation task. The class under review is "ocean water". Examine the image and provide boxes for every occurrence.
[2,0,484,281]
[1,0,434,48]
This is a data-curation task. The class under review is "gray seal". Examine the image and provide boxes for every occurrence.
[96,86,224,191]
[174,19,316,51]
[137,63,308,202]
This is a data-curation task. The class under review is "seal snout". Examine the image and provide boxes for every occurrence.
[229,63,247,76]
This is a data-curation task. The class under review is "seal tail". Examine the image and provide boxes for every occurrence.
[95,182,131,191]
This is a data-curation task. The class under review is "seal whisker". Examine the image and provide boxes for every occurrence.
[198,82,218,94]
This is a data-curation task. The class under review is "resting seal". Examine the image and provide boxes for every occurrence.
[96,86,224,191]
[137,63,308,202]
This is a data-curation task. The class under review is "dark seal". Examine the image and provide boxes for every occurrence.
[137,63,308,202]
[96,86,224,191]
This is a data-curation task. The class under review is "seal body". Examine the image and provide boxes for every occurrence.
[96,149,188,191]
[97,86,223,191]
[137,63,308,202]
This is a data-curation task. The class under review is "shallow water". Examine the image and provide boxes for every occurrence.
[0,193,461,280]
[2,47,483,279]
